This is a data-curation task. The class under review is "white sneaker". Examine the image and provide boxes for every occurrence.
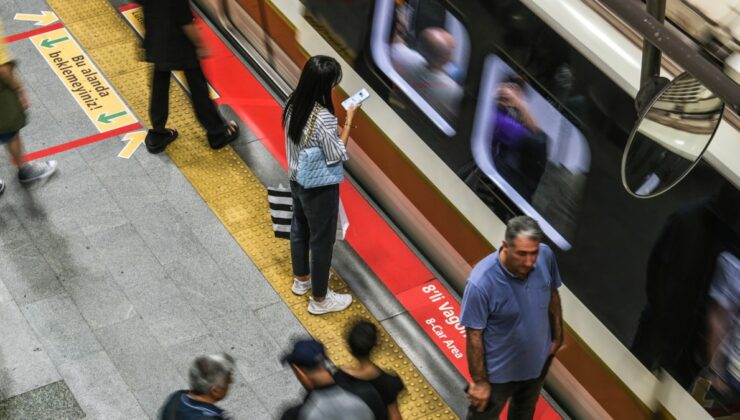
[18,160,57,184]
[291,278,311,295]
[308,290,352,315]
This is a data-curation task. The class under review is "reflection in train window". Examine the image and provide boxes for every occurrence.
[471,55,591,250]
[371,0,469,136]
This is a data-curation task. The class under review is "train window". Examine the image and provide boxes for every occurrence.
[301,0,375,61]
[371,0,470,136]
[470,55,591,250]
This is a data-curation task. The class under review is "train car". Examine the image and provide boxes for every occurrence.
[195,0,740,417]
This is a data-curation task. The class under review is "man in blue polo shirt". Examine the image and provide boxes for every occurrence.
[461,216,563,419]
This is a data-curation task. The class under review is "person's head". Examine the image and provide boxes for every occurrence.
[417,27,455,70]
[501,216,544,279]
[282,339,332,390]
[188,353,235,403]
[347,320,378,361]
[283,55,342,144]
[497,75,526,108]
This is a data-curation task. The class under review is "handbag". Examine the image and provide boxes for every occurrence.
[296,106,344,188]
[0,80,26,134]
[268,185,293,239]
[267,184,349,241]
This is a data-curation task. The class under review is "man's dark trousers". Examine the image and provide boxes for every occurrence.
[467,356,552,420]
[149,66,225,140]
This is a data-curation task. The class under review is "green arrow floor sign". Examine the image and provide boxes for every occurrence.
[40,36,68,48]
[98,111,128,124]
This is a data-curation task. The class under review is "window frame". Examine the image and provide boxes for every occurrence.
[370,0,471,137]
[470,53,595,250]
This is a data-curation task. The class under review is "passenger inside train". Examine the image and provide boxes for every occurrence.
[385,0,467,129]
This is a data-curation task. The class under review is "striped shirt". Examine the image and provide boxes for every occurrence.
[285,104,348,181]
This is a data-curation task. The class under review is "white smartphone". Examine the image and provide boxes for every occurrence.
[341,88,370,110]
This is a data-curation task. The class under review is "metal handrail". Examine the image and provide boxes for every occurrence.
[598,0,740,114]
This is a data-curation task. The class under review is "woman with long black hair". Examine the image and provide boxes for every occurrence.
[283,55,360,315]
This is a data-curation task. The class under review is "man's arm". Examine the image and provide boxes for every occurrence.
[548,289,563,355]
[467,328,488,383]
[466,327,490,412]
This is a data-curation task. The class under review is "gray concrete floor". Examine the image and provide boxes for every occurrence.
[0,134,309,419]
[0,7,309,417]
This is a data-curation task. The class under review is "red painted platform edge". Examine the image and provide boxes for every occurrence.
[395,279,470,378]
[119,3,140,12]
[5,22,65,44]
[24,123,142,162]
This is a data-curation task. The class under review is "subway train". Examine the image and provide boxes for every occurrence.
[194,0,740,417]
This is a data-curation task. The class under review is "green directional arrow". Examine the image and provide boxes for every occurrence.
[40,36,68,48]
[98,111,128,124]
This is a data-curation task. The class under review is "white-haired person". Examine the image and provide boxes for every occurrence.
[160,353,235,419]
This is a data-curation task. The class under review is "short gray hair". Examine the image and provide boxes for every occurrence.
[189,353,235,395]
[505,216,544,244]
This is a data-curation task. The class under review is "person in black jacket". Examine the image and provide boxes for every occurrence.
[139,0,239,153]
[159,353,235,420]
[335,320,405,420]
[280,338,384,420]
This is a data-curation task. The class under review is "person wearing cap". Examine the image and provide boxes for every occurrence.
[281,338,384,420]
[159,353,235,419]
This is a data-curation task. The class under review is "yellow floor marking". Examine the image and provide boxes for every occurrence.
[121,6,220,100]
[118,130,147,159]
[30,27,137,132]
[47,0,456,418]
[14,11,59,26]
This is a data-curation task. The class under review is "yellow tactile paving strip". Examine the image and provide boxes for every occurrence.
[47,1,455,418]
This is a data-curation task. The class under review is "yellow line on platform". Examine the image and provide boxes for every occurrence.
[47,1,455,418]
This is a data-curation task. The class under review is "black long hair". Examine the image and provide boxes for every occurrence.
[282,55,342,144]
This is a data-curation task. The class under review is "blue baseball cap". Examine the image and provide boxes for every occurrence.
[281,339,327,369]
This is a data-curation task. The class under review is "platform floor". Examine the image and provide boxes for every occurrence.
[0,1,461,419]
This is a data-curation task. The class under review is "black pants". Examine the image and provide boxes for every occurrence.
[149,66,225,140]
[289,181,339,299]
[467,357,552,420]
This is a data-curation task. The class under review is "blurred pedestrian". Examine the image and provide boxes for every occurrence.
[282,55,359,315]
[139,0,239,153]
[335,320,405,420]
[0,19,57,196]
[461,216,563,420]
[280,338,381,420]
[159,353,235,420]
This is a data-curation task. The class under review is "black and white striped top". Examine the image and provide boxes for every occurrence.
[285,105,348,182]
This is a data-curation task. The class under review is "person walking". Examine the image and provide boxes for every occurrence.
[159,353,236,419]
[282,55,359,315]
[139,0,239,153]
[461,216,563,420]
[0,19,57,197]
[335,320,405,420]
[280,338,381,420]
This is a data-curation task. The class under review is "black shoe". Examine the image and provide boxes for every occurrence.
[145,128,178,154]
[208,121,239,150]
[0,179,5,197]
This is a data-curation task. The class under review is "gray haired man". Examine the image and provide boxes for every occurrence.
[461,216,564,419]
[160,353,235,419]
